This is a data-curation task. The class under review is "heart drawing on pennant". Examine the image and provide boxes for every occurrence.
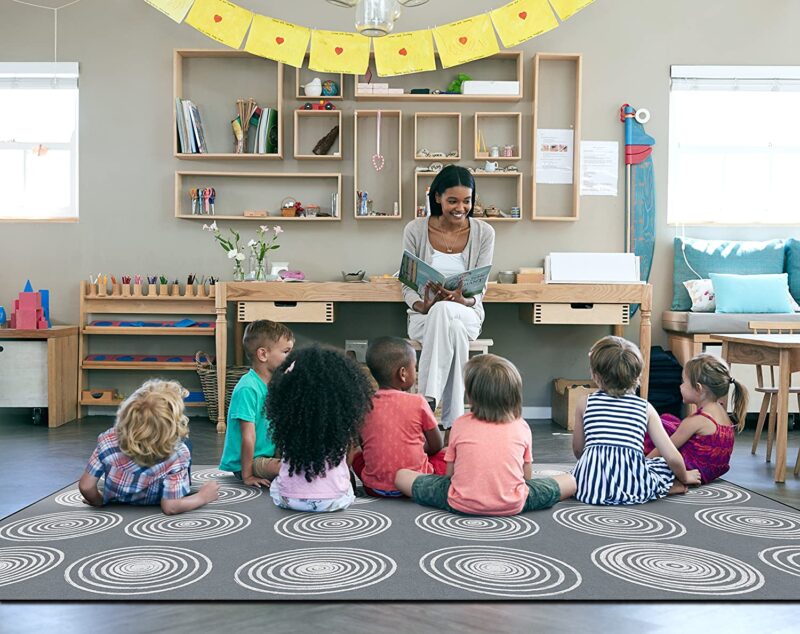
[458,36,468,45]
[275,36,285,45]
[398,48,408,56]
[335,47,344,55]
[519,11,528,19]
[213,14,222,23]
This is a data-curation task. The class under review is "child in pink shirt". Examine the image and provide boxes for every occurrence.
[395,354,576,516]
[267,345,374,513]
[352,337,446,497]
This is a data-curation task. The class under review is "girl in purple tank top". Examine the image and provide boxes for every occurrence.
[644,354,749,484]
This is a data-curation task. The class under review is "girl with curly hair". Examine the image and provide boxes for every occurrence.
[267,345,373,512]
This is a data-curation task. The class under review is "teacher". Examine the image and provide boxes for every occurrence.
[402,165,495,431]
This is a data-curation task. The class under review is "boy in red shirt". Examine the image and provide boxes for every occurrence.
[352,337,446,497]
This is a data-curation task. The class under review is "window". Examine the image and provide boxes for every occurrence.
[0,62,79,221]
[668,65,800,225]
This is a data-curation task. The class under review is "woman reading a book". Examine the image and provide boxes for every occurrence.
[402,165,495,433]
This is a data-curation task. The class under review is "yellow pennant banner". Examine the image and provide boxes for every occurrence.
[373,30,435,77]
[548,0,595,21]
[145,0,194,23]
[185,0,253,49]
[309,30,370,75]
[491,0,558,47]
[433,14,500,69]
[245,15,310,68]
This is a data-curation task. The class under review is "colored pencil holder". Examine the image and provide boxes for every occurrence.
[133,283,142,296]
[121,284,131,297]
[158,284,169,297]
[86,282,96,297]
[209,285,216,298]
[170,283,180,297]
[97,282,107,297]
[196,283,207,298]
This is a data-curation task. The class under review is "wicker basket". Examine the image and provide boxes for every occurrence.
[195,351,249,424]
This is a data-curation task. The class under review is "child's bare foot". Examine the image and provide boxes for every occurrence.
[668,481,688,495]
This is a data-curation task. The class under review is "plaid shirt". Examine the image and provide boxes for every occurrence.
[86,428,191,505]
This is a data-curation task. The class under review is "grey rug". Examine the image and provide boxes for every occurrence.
[1,464,799,601]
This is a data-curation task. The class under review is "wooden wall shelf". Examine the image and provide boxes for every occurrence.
[414,112,461,161]
[293,109,342,160]
[474,112,522,161]
[354,110,402,219]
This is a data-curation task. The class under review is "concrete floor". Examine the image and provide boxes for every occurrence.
[1,410,798,631]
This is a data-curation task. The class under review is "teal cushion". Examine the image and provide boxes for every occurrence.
[672,237,786,310]
[786,238,800,303]
[709,273,794,314]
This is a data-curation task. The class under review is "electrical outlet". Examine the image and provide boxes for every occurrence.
[345,339,368,363]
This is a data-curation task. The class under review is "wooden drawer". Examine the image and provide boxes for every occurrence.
[0,340,48,407]
[238,301,334,323]
[520,303,629,325]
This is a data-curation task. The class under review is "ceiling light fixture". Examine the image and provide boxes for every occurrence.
[326,0,430,37]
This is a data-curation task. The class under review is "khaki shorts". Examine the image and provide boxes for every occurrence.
[411,474,561,515]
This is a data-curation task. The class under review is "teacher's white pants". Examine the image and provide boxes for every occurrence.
[408,301,482,429]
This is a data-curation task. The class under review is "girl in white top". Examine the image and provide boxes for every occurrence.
[402,165,495,430]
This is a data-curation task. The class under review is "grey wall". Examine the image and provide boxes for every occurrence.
[2,0,799,408]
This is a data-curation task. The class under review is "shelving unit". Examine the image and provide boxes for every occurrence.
[293,109,342,160]
[413,112,461,161]
[474,112,522,160]
[413,171,523,220]
[354,52,523,102]
[78,282,216,413]
[174,171,342,220]
[173,49,284,160]
[354,110,402,219]
[295,55,344,101]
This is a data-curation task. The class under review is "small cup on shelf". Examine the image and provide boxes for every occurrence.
[170,283,180,297]
[158,283,169,297]
[196,282,207,298]
[121,284,131,297]
[86,282,97,297]
[133,283,142,296]
[97,281,108,297]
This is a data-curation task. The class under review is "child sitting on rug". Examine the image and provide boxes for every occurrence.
[351,337,445,498]
[644,353,748,484]
[267,345,373,512]
[572,336,701,505]
[79,380,219,514]
[395,354,576,516]
[219,320,294,487]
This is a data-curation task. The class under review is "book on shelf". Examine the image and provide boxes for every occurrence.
[265,107,278,154]
[175,98,207,154]
[398,250,492,298]
[188,102,208,153]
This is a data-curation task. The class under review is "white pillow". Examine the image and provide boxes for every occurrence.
[684,278,800,312]
[683,279,716,312]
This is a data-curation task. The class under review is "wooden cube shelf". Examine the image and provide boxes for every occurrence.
[413,171,523,221]
[295,55,344,101]
[474,112,522,160]
[413,112,461,161]
[354,110,402,220]
[293,109,342,160]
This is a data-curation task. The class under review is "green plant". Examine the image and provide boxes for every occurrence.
[448,73,471,94]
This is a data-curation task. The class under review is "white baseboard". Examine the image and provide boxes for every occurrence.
[523,406,552,420]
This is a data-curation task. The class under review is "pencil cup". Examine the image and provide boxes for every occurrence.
[158,284,169,297]
[97,282,107,297]
[170,283,180,297]
[196,283,207,298]
[209,285,216,298]
[121,283,131,297]
[133,283,142,297]
[86,282,96,297]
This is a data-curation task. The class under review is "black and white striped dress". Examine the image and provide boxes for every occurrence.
[573,391,675,505]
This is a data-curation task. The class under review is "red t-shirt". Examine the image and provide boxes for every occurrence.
[445,414,532,516]
[360,388,439,491]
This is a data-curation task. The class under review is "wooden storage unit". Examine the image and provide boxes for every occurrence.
[413,171,523,221]
[474,112,522,160]
[295,56,344,101]
[531,53,582,221]
[520,302,630,325]
[78,282,216,413]
[175,171,342,220]
[413,113,461,161]
[354,52,523,102]
[0,326,79,428]
[293,109,342,160]
[174,49,284,159]
[354,110,402,219]
[238,301,334,323]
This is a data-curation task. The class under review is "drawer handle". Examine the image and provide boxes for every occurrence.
[274,301,298,308]
[569,303,594,309]
[0,345,3,352]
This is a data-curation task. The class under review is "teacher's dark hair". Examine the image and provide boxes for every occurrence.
[428,165,476,217]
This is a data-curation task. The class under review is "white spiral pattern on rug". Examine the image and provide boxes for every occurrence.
[191,483,262,506]
[552,507,685,540]
[274,509,391,542]
[591,543,764,595]
[419,546,581,597]
[235,547,396,595]
[415,511,539,541]
[0,546,64,587]
[53,490,87,507]
[694,507,800,539]
[0,511,122,542]
[663,483,750,505]
[758,546,800,578]
[64,546,212,595]
[351,492,379,505]
[124,510,250,541]
[191,468,238,482]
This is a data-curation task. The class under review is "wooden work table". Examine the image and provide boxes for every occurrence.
[214,281,653,432]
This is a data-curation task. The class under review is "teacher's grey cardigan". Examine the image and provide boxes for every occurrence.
[402,217,496,322]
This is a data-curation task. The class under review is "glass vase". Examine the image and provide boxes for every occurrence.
[232,261,245,282]
[253,258,267,281]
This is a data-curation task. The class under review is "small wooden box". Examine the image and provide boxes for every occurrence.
[516,272,545,284]
[552,378,598,430]
[520,303,630,325]
[81,389,119,406]
[237,301,334,323]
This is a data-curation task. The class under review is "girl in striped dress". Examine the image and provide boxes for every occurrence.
[572,336,701,505]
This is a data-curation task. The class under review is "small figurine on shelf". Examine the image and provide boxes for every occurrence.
[313,125,340,156]
[321,79,339,97]
[356,190,369,216]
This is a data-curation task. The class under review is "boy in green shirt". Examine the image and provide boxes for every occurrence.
[219,320,294,487]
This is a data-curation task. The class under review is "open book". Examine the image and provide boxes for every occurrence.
[398,250,491,298]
